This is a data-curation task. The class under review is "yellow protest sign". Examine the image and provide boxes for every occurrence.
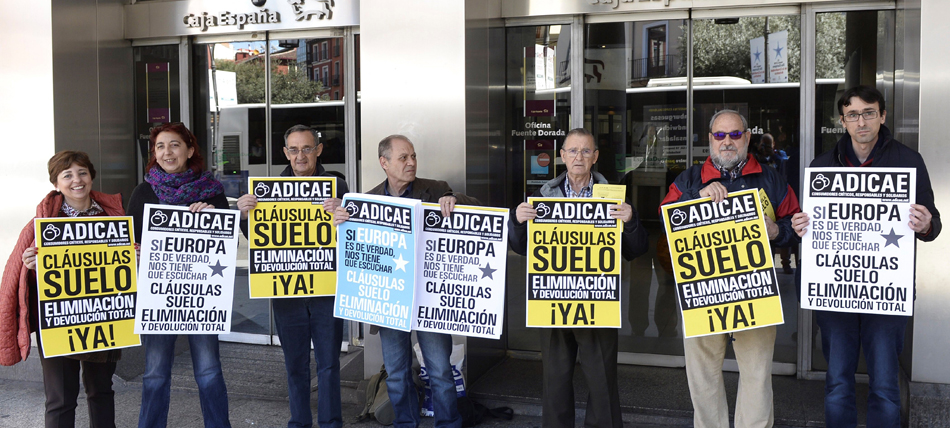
[248,177,337,298]
[526,198,623,328]
[34,217,139,357]
[758,188,776,221]
[662,189,783,338]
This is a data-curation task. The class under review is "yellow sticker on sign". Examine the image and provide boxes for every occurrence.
[248,177,338,298]
[661,189,783,337]
[34,217,139,357]
[526,197,623,328]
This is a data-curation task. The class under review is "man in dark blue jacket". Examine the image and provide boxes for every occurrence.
[660,109,800,428]
[792,85,941,428]
[237,125,348,428]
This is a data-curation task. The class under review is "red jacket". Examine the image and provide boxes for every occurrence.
[0,190,124,365]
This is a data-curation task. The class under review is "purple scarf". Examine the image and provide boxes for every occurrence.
[145,167,224,206]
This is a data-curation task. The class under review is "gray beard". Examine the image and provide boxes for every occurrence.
[711,153,740,170]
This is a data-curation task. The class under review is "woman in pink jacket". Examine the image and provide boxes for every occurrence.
[1,151,123,428]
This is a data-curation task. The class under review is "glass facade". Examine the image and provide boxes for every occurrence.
[137,3,903,375]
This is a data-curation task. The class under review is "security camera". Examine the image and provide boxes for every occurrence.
[251,0,266,6]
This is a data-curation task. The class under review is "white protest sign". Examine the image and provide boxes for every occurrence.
[135,204,240,334]
[414,203,509,339]
[800,167,917,315]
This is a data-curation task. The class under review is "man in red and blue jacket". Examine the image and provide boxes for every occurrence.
[660,109,801,428]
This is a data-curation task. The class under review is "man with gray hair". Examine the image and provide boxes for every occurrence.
[659,110,800,428]
[509,128,648,428]
[237,124,348,428]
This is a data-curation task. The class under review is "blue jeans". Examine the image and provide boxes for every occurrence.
[816,311,908,428]
[138,334,231,428]
[378,328,461,428]
[273,297,344,428]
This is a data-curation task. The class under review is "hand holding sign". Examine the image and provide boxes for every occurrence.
[908,204,933,234]
[515,202,537,223]
[21,246,37,270]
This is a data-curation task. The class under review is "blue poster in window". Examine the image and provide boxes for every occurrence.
[334,194,421,331]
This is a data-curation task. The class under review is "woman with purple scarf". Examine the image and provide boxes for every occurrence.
[126,122,232,428]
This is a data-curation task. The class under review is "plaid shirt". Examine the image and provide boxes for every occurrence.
[61,199,104,217]
[714,158,748,182]
[563,174,594,198]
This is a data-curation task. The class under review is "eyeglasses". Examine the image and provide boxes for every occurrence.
[564,148,596,158]
[842,110,880,122]
[286,147,317,156]
[711,131,745,140]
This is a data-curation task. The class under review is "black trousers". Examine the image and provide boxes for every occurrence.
[39,355,117,428]
[540,328,621,428]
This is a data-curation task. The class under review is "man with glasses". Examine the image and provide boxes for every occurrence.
[660,110,800,428]
[509,128,648,428]
[791,85,941,428]
[236,124,348,428]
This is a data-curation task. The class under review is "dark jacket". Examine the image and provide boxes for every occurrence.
[810,124,941,242]
[127,179,230,244]
[240,163,350,237]
[660,154,801,248]
[508,171,649,262]
[365,177,479,205]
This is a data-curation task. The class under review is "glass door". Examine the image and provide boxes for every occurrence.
[499,9,805,371]
[192,30,359,345]
[504,24,573,352]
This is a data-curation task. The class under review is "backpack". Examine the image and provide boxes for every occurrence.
[357,365,395,425]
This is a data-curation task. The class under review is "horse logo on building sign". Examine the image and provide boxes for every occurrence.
[287,0,334,21]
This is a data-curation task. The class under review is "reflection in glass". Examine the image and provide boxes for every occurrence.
[585,20,689,357]
[269,37,349,180]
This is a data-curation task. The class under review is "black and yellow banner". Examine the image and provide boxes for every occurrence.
[35,217,139,357]
[526,198,622,328]
[248,177,337,298]
[662,189,783,337]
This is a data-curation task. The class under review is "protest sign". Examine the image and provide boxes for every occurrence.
[248,177,337,298]
[35,216,139,357]
[334,194,421,331]
[800,167,916,315]
[414,203,509,339]
[135,204,239,334]
[662,189,783,338]
[526,197,623,328]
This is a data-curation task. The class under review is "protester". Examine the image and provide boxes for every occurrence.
[237,125,348,428]
[1,151,122,428]
[126,122,232,428]
[792,85,941,428]
[508,128,648,428]
[333,134,478,428]
[660,110,800,428]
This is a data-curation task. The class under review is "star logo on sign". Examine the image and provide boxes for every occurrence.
[773,44,784,59]
[479,262,497,279]
[880,228,904,248]
[393,254,409,272]
[208,260,228,277]
[753,48,762,64]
